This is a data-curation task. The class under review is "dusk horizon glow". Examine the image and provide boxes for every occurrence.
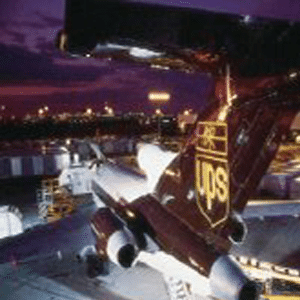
[1,0,300,118]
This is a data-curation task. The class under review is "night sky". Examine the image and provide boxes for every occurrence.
[0,0,300,118]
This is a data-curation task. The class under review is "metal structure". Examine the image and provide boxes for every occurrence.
[36,179,76,222]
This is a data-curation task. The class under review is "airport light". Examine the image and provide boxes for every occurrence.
[183,109,193,116]
[107,108,114,115]
[148,91,171,141]
[85,108,93,116]
[38,108,44,116]
[104,105,114,116]
[155,108,163,116]
[148,91,171,103]
[243,15,251,24]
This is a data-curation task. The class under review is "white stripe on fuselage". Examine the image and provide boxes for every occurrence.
[91,160,149,204]
[91,144,178,204]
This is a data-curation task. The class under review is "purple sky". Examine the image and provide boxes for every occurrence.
[133,0,300,21]
[0,0,300,118]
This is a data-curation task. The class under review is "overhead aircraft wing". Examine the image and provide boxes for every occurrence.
[62,0,300,77]
[0,212,98,297]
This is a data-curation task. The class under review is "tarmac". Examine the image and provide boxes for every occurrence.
[3,173,300,299]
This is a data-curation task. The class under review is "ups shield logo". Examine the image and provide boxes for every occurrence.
[195,121,229,228]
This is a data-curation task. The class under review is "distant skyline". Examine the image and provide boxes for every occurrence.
[0,0,300,118]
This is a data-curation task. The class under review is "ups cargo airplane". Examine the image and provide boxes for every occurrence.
[2,0,300,299]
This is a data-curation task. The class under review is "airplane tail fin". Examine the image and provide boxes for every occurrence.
[155,68,300,239]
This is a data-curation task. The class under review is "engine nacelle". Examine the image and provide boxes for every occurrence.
[90,208,139,268]
[130,195,258,299]
[106,228,137,268]
[209,255,259,300]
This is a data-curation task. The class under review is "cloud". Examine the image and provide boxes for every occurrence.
[35,11,63,27]
[0,43,111,82]
[3,29,26,44]
[35,37,55,53]
[18,21,48,29]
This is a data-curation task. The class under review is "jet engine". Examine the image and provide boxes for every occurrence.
[209,255,259,300]
[131,195,259,300]
[90,208,139,268]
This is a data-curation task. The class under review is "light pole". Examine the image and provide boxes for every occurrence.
[148,91,170,141]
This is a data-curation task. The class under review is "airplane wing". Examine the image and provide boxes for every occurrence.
[0,253,127,300]
[0,209,173,300]
[232,200,300,268]
[63,0,300,77]
[1,205,218,300]
[0,212,101,299]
